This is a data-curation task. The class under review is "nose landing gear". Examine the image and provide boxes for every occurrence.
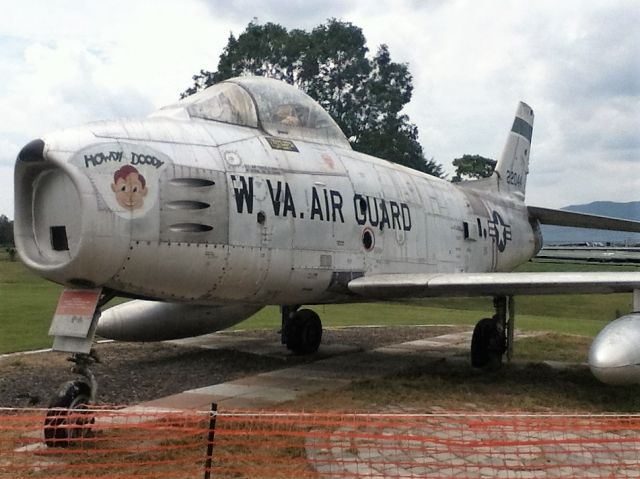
[44,289,114,448]
[44,351,99,448]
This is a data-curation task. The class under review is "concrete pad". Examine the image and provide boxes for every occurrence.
[234,385,300,403]
[186,382,300,403]
[232,373,337,392]
[110,404,201,423]
[258,367,353,383]
[428,331,473,341]
[167,333,359,358]
[275,363,363,381]
[167,334,282,356]
[400,339,458,349]
[186,383,256,397]
[214,396,285,409]
[137,328,549,411]
[140,392,218,411]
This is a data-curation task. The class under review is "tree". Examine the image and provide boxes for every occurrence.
[0,215,13,247]
[451,154,496,182]
[182,20,443,177]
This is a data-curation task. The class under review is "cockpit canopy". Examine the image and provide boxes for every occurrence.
[157,76,351,149]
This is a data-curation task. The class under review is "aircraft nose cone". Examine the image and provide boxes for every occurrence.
[14,135,132,287]
[15,140,83,272]
[589,314,640,384]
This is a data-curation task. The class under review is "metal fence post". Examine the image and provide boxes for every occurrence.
[203,403,218,479]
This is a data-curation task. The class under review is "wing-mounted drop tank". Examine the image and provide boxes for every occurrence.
[589,312,640,384]
[96,300,262,341]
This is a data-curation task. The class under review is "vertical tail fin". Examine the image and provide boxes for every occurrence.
[493,102,534,200]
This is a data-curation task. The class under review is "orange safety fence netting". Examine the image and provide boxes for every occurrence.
[2,407,640,478]
[0,406,214,479]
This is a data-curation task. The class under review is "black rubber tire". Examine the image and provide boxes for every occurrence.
[285,309,322,355]
[470,317,504,369]
[44,380,93,448]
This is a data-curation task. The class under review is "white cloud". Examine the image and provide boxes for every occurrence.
[0,138,19,162]
[200,0,354,30]
[0,0,637,217]
[0,0,241,216]
[3,42,152,134]
[339,0,639,208]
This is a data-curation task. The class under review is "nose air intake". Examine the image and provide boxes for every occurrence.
[14,138,132,287]
[14,146,84,270]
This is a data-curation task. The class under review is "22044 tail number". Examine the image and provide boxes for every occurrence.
[506,170,524,187]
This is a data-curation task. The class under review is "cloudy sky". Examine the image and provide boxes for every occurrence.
[0,0,638,217]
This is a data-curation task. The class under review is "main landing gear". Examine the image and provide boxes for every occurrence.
[471,296,515,369]
[280,305,323,355]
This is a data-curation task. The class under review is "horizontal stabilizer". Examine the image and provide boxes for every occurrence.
[529,206,640,233]
[348,272,640,299]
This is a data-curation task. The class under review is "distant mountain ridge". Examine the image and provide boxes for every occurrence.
[540,201,640,245]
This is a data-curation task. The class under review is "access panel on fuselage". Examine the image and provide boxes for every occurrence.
[243,137,359,256]
[338,152,428,274]
[372,163,427,267]
[413,177,468,271]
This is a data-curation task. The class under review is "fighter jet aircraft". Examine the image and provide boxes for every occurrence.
[13,76,640,419]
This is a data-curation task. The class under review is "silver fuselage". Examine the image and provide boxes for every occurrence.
[14,117,539,305]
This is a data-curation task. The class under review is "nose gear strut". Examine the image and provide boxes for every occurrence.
[44,289,115,447]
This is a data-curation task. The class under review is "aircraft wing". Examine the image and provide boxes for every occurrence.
[348,272,640,299]
[528,206,640,232]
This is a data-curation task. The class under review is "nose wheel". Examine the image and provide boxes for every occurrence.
[281,306,323,355]
[44,351,99,447]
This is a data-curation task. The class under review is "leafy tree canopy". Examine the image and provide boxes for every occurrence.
[451,154,496,182]
[182,20,443,177]
[0,215,14,247]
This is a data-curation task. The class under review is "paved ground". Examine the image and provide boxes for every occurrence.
[126,330,640,479]
[10,328,636,478]
[304,416,640,478]
[134,328,502,411]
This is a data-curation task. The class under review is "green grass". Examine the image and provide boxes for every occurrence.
[294,357,640,413]
[1,251,638,354]
[0,253,63,353]
[515,333,591,363]
[238,261,639,337]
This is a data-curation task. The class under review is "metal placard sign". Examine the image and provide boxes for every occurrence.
[265,137,299,152]
[48,288,102,338]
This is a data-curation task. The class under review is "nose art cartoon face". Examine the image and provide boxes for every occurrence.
[111,165,148,210]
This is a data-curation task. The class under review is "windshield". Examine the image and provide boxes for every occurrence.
[182,82,258,127]
[158,77,351,149]
[230,76,351,148]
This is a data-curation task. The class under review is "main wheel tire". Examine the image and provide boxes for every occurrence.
[285,309,322,355]
[44,380,93,448]
[471,317,504,369]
